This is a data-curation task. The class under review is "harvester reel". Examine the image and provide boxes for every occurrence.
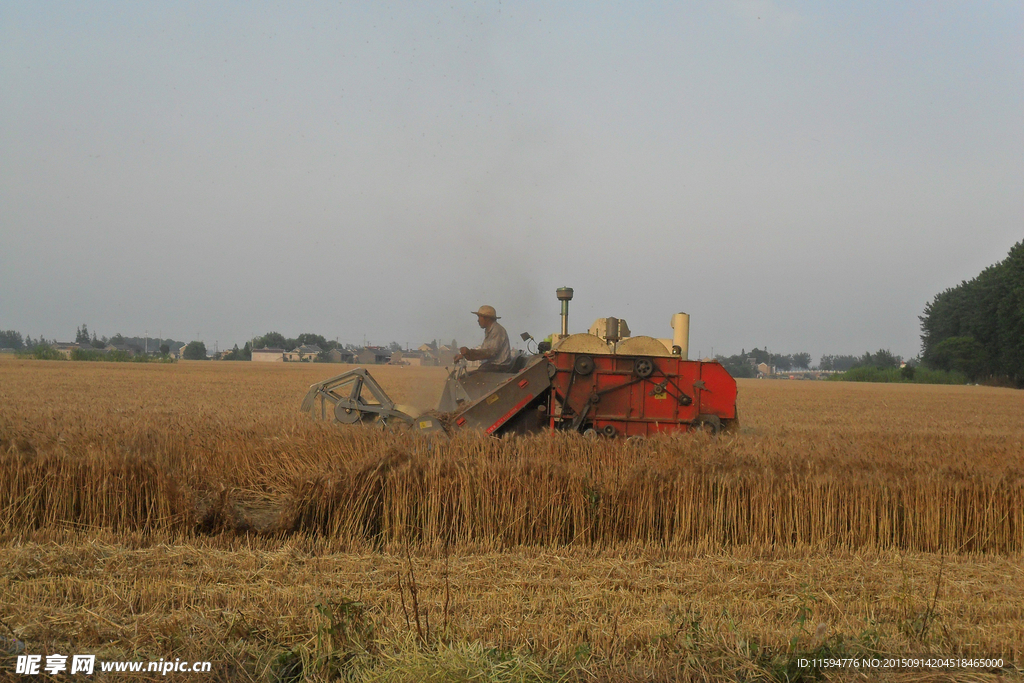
[303,368,420,428]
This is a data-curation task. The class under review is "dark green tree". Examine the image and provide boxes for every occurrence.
[859,349,900,369]
[0,330,24,350]
[159,343,170,355]
[715,353,755,378]
[819,354,860,371]
[182,341,208,360]
[921,241,1023,385]
[930,336,987,380]
[296,333,328,348]
[75,324,90,344]
[746,347,771,365]
[256,332,288,349]
[221,342,253,361]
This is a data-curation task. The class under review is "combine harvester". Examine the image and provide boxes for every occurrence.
[302,288,738,437]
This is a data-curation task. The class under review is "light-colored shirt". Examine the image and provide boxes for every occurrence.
[472,321,512,369]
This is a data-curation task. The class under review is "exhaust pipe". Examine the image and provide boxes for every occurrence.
[556,287,574,337]
[605,316,620,344]
[671,312,689,359]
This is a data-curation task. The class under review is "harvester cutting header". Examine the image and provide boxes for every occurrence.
[302,288,738,437]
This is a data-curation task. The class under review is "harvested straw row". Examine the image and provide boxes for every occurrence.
[280,436,1024,552]
[1,446,188,532]
[3,416,1022,551]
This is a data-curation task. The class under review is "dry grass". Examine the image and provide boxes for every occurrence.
[1,359,1023,680]
[1,534,1021,681]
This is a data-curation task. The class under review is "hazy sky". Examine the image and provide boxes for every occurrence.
[2,1,1021,360]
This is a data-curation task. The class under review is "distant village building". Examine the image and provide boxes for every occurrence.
[389,350,433,366]
[416,341,458,366]
[355,347,391,365]
[53,342,79,359]
[105,344,134,355]
[284,344,323,362]
[252,348,285,362]
[435,344,458,367]
[327,348,355,364]
[80,343,109,355]
[405,350,432,366]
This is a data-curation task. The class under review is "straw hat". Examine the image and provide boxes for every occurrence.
[470,305,500,319]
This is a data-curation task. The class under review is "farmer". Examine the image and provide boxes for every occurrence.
[453,305,513,372]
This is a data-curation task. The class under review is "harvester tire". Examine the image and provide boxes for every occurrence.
[692,414,722,435]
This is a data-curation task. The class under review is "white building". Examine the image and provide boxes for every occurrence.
[252,348,285,362]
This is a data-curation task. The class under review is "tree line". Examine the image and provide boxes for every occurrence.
[0,325,414,363]
[715,348,812,378]
[714,347,911,378]
[919,241,1023,386]
[210,333,414,362]
[251,332,407,353]
[0,325,178,356]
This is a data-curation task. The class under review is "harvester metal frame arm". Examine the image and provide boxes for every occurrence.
[301,367,417,424]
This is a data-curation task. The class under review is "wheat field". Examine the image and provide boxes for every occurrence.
[1,357,1022,681]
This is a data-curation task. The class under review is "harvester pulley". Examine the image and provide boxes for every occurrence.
[633,358,655,378]
[334,404,364,424]
[574,355,595,376]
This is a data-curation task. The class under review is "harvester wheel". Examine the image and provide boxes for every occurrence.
[692,414,722,435]
[601,424,616,437]
[574,355,595,376]
[633,358,655,378]
[583,428,599,441]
